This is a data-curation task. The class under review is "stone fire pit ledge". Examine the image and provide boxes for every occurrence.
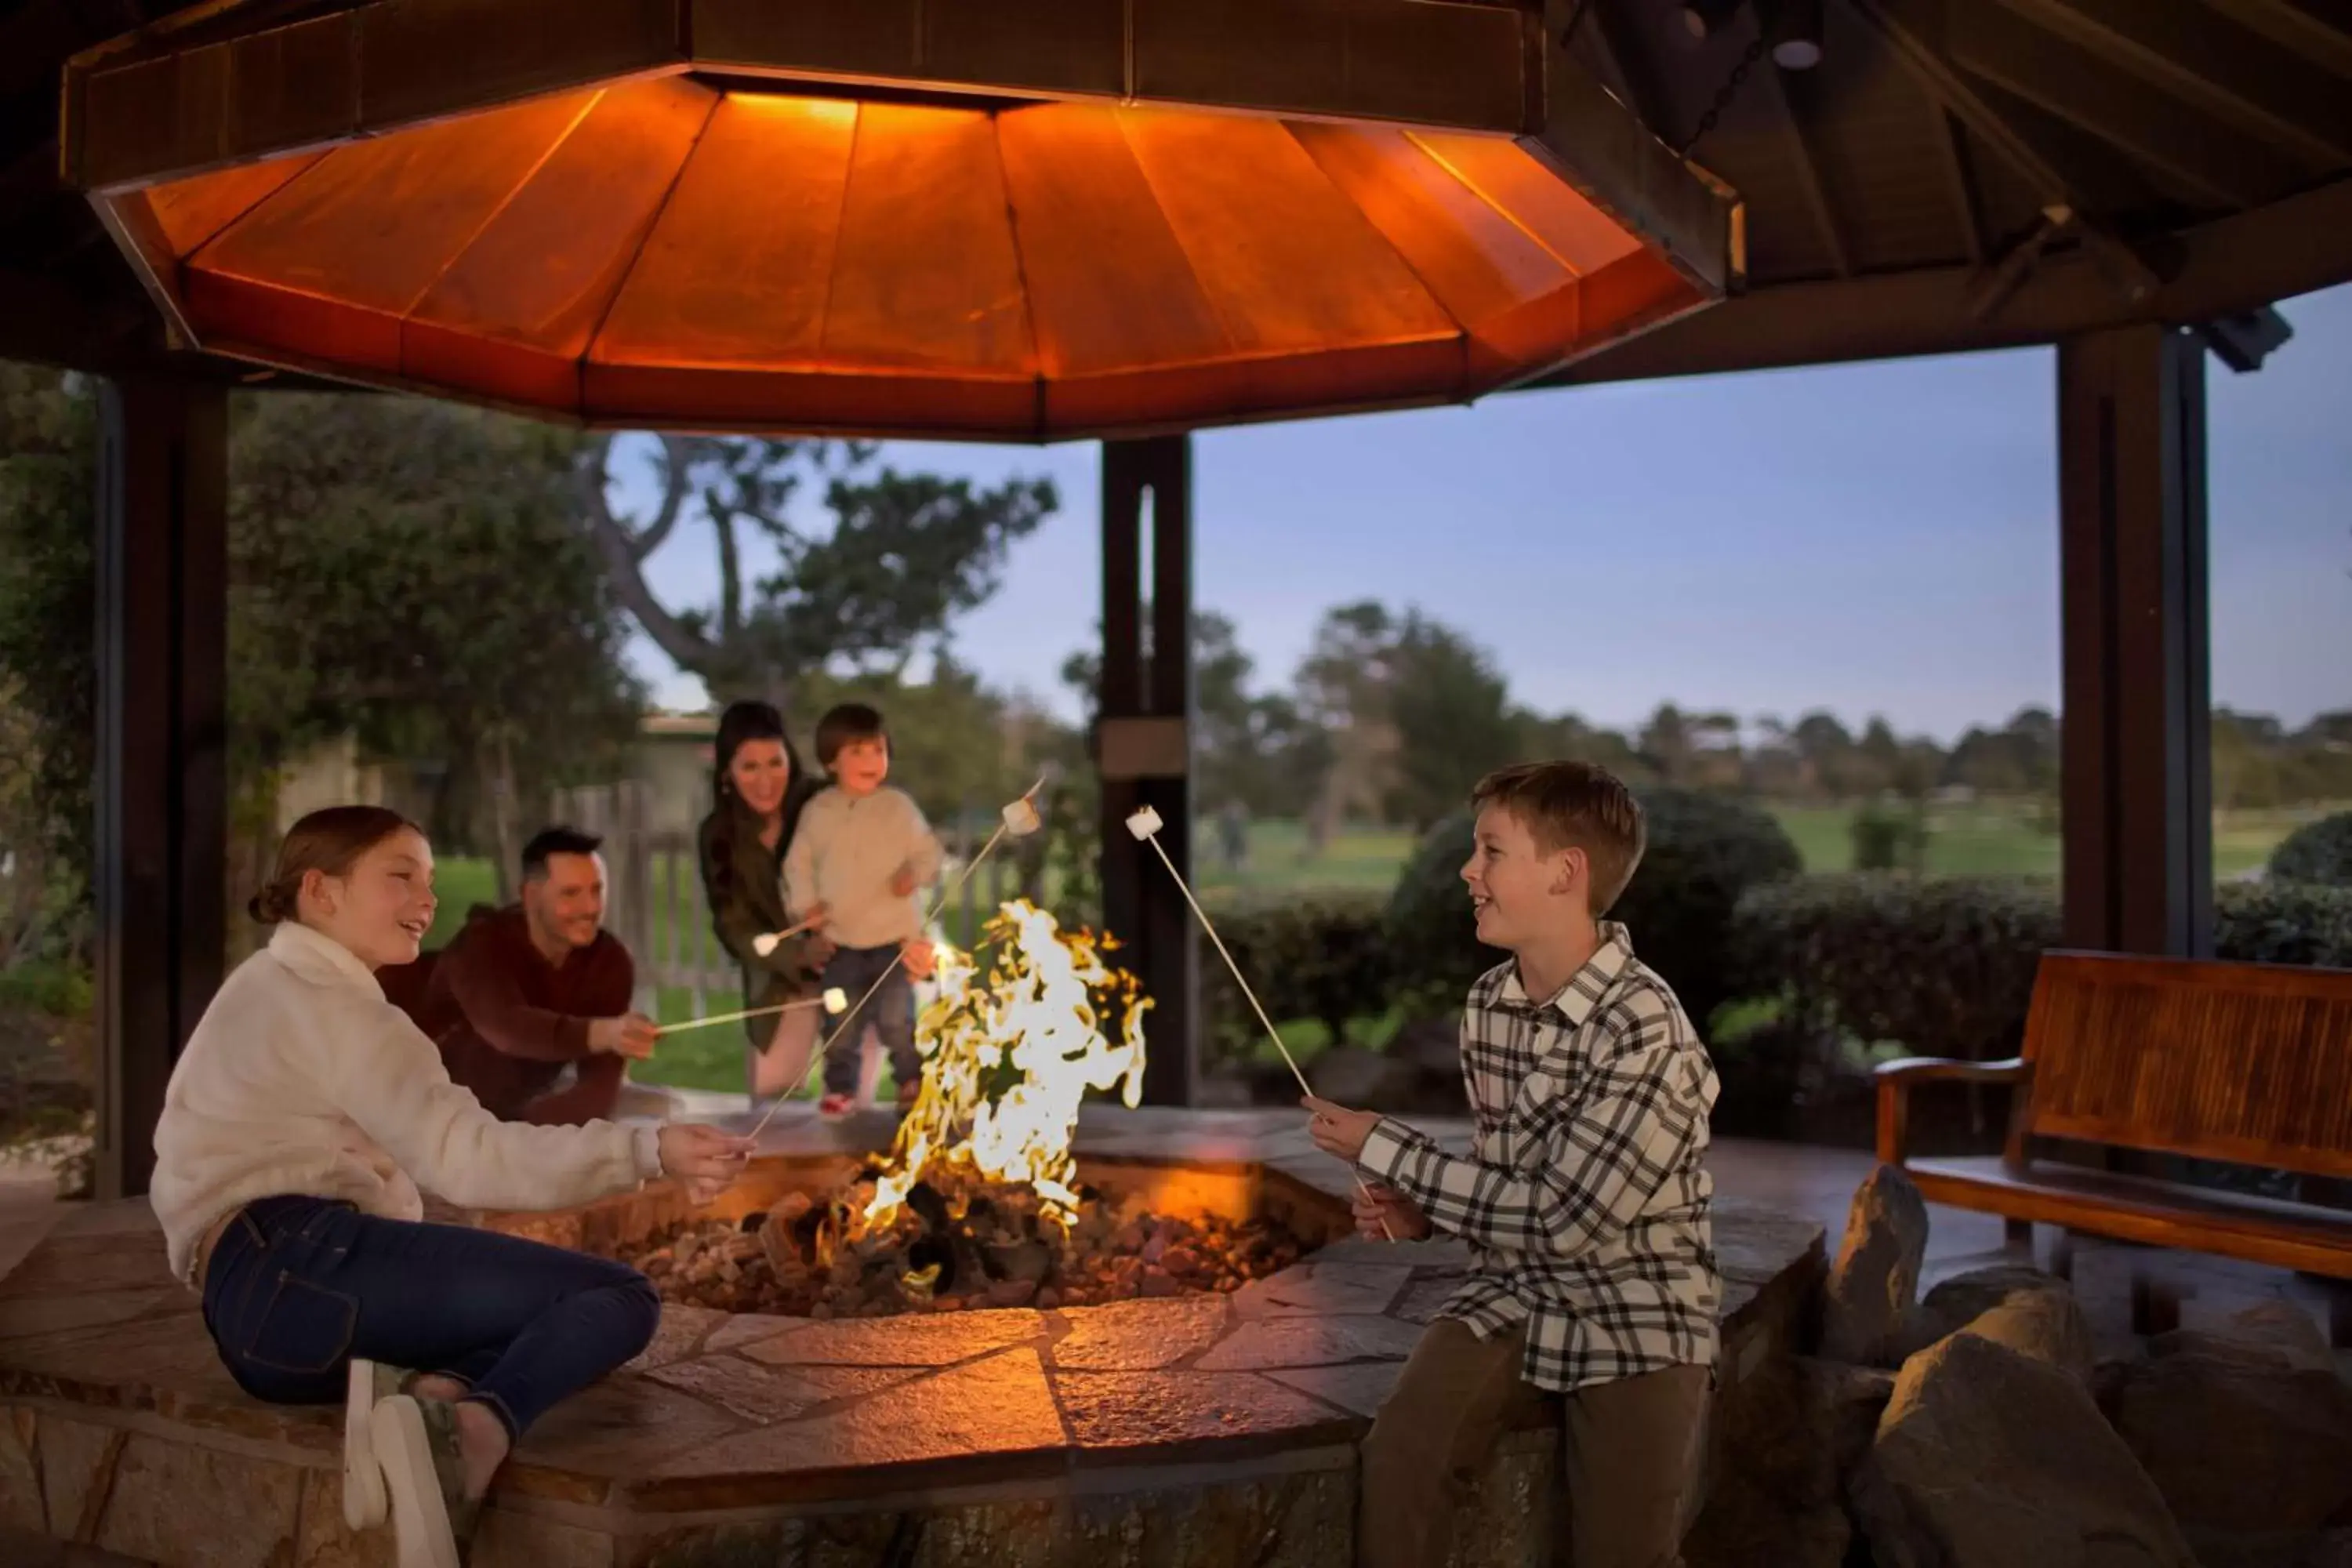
[0,1108,1824,1566]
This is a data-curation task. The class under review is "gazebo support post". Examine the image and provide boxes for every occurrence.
[1095,436,1198,1107]
[93,376,228,1199]
[2056,323,2216,959]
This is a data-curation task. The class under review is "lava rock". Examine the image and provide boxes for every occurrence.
[986,1240,1054,1285]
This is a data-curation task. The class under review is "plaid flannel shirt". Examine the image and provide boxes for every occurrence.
[1355,923,1719,1394]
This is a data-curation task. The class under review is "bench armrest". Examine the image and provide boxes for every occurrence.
[1875,1056,2031,1164]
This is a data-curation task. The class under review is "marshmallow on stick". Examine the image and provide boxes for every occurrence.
[655,987,848,1037]
[1124,804,1394,1240]
[750,913,824,959]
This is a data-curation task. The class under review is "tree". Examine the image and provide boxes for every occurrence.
[579,436,1056,703]
[0,365,97,958]
[231,394,645,894]
[1382,612,1519,831]
[1294,601,1402,843]
[1516,710,1650,784]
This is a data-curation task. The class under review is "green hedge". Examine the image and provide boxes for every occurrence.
[2266,811,2352,888]
[1730,873,2352,1065]
[1196,891,1391,1069]
[1733,874,2059,1064]
[1383,788,1802,1031]
[2215,877,2352,965]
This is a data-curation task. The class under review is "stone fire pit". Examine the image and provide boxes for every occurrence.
[0,1108,1824,1566]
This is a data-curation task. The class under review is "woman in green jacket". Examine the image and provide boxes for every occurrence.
[695,700,829,1107]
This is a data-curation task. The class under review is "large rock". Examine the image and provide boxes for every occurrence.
[2110,1303,2352,1537]
[1682,1355,1891,1568]
[2190,1527,2352,1568]
[1895,1262,2072,1359]
[1957,1283,2095,1384]
[1821,1164,1930,1366]
[1851,1330,2197,1568]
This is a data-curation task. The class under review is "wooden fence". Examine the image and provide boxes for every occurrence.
[549,782,1029,1017]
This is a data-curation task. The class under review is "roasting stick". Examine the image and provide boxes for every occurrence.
[1124,806,1396,1241]
[655,988,848,1037]
[743,775,1053,1142]
[750,913,825,959]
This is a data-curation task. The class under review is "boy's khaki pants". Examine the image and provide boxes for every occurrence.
[1359,1320,1710,1568]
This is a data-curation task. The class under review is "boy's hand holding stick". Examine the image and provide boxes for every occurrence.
[1124,805,1396,1240]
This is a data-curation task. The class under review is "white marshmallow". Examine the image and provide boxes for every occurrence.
[1000,797,1043,837]
[1124,805,1163,840]
[823,986,849,1014]
[752,931,781,957]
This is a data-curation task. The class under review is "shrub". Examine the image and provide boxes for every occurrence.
[1384,787,1803,1031]
[1733,873,2060,1064]
[0,957,93,1019]
[2265,811,2352,888]
[2213,878,2352,967]
[1383,807,1486,1000]
[1730,873,2352,1065]
[1849,800,1929,872]
[1196,890,1391,1070]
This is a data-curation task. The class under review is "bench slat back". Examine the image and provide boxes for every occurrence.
[2020,952,2352,1179]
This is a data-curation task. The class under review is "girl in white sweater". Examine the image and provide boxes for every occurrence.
[152,806,752,1568]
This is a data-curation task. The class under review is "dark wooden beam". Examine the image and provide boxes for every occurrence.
[1837,0,2089,211]
[1949,2,2306,209]
[1998,0,2352,165]
[94,375,229,1200]
[1533,174,2352,385]
[1574,0,1681,147]
[0,265,151,372]
[2199,0,2352,82]
[1930,106,1987,264]
[2056,324,2212,957]
[1762,49,1852,276]
[1095,436,1197,1108]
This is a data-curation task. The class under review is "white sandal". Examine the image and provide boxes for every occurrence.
[342,1358,398,1530]
[369,1394,463,1568]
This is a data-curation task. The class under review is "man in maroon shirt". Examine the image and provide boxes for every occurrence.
[401,826,659,1124]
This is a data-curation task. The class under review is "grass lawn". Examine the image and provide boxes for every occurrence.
[426,797,2325,1093]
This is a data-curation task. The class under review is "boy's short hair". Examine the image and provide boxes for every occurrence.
[814,702,887,769]
[1471,760,1646,916]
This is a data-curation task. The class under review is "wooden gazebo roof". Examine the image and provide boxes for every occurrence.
[5,0,2351,399]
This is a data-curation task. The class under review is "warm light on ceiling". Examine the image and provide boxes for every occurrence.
[67,0,1740,441]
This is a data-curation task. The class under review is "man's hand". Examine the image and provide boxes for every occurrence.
[901,937,937,981]
[658,1123,755,1206]
[1353,1181,1431,1242]
[889,866,918,898]
[588,1013,659,1059]
[1302,1094,1383,1163]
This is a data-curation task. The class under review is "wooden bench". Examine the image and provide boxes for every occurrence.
[1875,949,2352,1344]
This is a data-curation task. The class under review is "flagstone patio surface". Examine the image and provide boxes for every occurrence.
[0,1106,1823,1567]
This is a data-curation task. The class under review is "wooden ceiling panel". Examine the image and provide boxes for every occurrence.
[589,93,858,371]
[819,102,1033,377]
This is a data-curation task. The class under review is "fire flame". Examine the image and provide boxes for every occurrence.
[858,899,1149,1236]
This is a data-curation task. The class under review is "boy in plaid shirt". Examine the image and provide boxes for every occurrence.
[1305,760,1719,1568]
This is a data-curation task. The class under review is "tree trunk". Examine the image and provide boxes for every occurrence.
[487,724,519,904]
